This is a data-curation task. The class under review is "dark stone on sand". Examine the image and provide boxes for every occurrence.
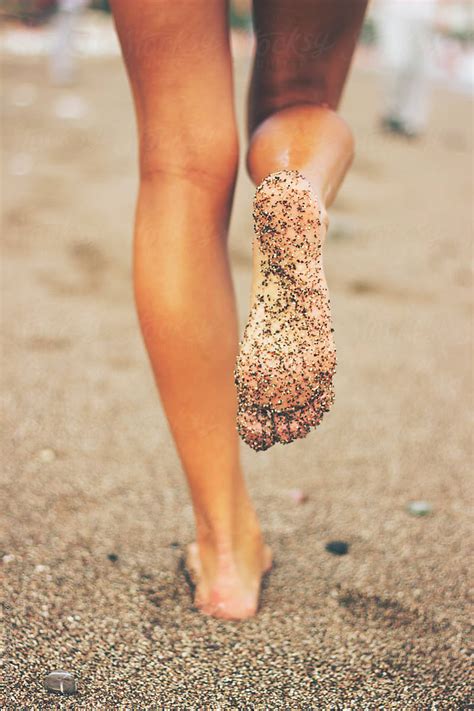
[107,553,119,562]
[325,540,349,556]
[44,670,76,695]
[169,542,180,549]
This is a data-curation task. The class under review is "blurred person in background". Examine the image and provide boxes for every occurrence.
[374,0,437,138]
[110,0,367,619]
[49,0,90,85]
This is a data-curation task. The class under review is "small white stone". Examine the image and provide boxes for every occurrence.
[2,554,15,564]
[38,448,56,463]
[287,488,308,504]
[407,500,433,516]
[44,670,76,695]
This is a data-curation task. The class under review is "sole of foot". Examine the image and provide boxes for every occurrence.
[234,169,337,451]
[185,542,273,620]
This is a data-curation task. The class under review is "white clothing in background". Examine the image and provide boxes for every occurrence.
[374,0,437,134]
[49,0,90,85]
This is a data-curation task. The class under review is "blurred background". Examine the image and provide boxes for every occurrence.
[1,1,473,707]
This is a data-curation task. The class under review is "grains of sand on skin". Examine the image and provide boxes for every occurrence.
[234,170,337,451]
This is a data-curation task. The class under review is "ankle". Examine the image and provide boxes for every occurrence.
[195,498,263,559]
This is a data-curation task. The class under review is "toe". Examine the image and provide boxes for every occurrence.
[237,407,275,451]
[272,412,292,444]
[302,398,323,427]
[237,408,260,447]
[289,412,311,440]
[259,410,276,450]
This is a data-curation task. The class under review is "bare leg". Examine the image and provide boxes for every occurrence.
[235,0,368,449]
[110,0,271,619]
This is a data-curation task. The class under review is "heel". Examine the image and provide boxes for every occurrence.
[253,170,322,290]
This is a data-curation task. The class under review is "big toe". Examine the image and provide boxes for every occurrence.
[237,407,275,451]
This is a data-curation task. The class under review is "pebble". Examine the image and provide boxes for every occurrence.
[407,501,433,516]
[107,553,119,562]
[325,540,349,556]
[37,448,56,463]
[288,489,308,504]
[2,554,15,564]
[44,670,77,695]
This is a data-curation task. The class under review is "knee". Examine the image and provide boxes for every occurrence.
[138,120,239,190]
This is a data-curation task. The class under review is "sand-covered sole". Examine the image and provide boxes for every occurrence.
[234,169,337,451]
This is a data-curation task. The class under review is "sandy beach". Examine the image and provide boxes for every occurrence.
[1,29,473,708]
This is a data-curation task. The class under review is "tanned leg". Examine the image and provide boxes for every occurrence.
[234,0,368,450]
[110,0,271,619]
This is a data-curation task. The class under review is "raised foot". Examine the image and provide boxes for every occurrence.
[185,541,273,620]
[234,169,337,452]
